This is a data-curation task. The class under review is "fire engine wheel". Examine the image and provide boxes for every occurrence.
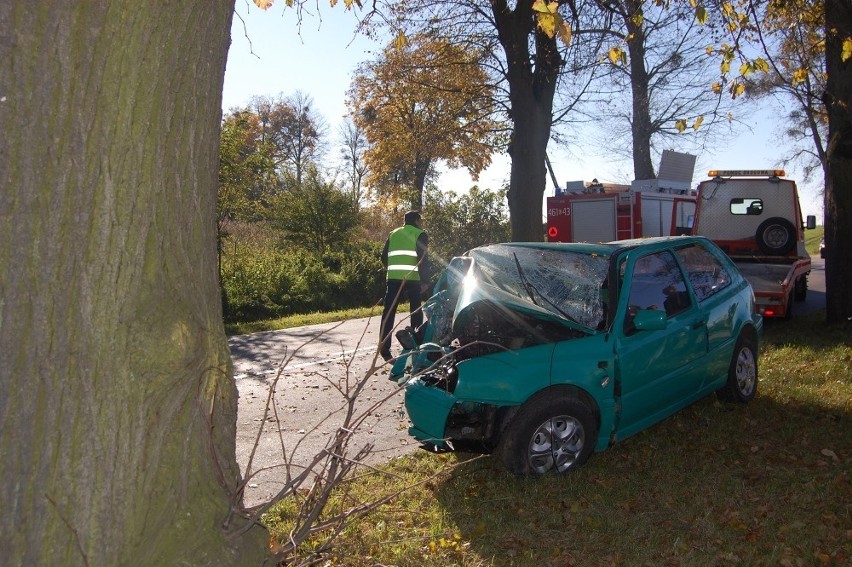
[755,217,796,256]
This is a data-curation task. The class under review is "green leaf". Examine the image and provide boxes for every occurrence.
[695,6,707,25]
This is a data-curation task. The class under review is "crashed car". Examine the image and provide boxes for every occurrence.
[391,236,762,475]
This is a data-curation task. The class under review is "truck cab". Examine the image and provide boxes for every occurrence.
[693,170,816,319]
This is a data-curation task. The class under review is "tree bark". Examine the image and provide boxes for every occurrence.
[624,0,656,180]
[824,0,852,323]
[492,0,561,242]
[0,2,269,564]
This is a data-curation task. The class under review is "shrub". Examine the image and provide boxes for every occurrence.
[220,226,385,323]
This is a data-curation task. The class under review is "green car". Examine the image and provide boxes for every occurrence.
[392,236,762,475]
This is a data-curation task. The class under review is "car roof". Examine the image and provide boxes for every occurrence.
[473,236,710,257]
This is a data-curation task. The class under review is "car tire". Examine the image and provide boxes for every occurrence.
[716,333,758,403]
[497,393,597,476]
[755,217,796,256]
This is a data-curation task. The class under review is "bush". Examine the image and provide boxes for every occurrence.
[220,230,385,323]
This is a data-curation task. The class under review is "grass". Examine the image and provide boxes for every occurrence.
[263,310,851,566]
[224,306,380,336]
[806,225,824,257]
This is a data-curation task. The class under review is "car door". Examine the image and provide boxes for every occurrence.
[674,242,740,386]
[614,250,709,437]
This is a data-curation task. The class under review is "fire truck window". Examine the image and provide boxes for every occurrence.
[675,244,732,302]
[730,198,763,215]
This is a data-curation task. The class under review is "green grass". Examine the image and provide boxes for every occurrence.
[806,225,824,256]
[224,306,381,336]
[264,310,851,566]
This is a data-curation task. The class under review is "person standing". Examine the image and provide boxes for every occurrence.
[379,210,430,361]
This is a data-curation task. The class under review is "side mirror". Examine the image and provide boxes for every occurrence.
[633,309,668,331]
[806,215,817,230]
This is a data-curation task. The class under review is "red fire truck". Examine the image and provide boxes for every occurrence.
[546,186,697,243]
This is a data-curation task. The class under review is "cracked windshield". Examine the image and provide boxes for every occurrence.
[469,244,610,330]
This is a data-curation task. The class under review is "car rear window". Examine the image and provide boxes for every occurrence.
[675,244,732,301]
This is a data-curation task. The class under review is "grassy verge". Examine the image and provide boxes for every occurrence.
[806,225,824,256]
[224,306,381,336]
[264,311,851,565]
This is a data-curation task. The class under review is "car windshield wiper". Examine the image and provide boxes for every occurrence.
[512,252,575,322]
[513,252,539,306]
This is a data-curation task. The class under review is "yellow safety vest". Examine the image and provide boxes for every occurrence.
[386,224,423,281]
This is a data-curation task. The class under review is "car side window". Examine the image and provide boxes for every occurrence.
[675,244,732,302]
[624,251,691,333]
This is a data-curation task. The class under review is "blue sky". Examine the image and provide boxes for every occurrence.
[222,2,823,222]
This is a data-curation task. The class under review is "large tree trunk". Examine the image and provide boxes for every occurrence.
[824,0,852,323]
[493,0,561,242]
[0,3,268,564]
[624,0,656,181]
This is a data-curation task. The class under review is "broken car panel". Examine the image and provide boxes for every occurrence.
[392,236,762,476]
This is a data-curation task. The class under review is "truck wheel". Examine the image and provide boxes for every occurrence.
[784,289,794,320]
[497,394,596,476]
[717,333,758,403]
[794,275,808,301]
[755,217,796,256]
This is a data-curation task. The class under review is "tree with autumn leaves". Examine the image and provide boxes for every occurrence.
[2,1,851,565]
[348,32,500,210]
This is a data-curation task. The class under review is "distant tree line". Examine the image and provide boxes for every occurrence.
[217,92,510,323]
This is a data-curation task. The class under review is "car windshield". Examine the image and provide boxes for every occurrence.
[468,244,611,330]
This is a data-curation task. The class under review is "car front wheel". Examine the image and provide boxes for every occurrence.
[717,333,758,403]
[497,394,596,476]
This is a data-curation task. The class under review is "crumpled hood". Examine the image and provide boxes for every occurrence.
[451,277,592,335]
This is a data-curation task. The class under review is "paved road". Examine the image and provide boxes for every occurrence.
[801,257,826,314]
[230,259,826,507]
[230,313,420,508]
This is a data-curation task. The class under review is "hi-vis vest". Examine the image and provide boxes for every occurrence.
[386,224,423,281]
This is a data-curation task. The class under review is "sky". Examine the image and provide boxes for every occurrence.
[221,1,824,222]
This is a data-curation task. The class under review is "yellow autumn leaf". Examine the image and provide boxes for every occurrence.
[843,38,852,62]
[532,0,571,45]
[556,19,572,44]
[705,45,714,55]
[675,119,687,133]
[791,68,808,86]
[693,116,704,131]
[608,46,626,65]
[393,30,407,50]
[695,6,708,25]
[253,0,274,8]
[712,82,723,94]
[730,81,745,98]
[532,0,558,15]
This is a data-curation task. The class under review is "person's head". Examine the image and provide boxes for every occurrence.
[404,210,421,227]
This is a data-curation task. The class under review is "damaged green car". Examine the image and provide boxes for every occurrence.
[391,236,762,475]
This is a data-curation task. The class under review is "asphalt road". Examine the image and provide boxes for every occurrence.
[800,257,826,314]
[230,312,420,508]
[230,258,826,507]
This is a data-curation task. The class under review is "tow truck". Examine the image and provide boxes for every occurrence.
[692,169,816,319]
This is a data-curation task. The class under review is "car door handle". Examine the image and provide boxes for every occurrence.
[691,319,706,330]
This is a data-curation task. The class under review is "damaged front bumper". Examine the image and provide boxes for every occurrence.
[404,378,455,447]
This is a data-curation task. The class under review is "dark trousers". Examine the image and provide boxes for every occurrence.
[379,279,423,355]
